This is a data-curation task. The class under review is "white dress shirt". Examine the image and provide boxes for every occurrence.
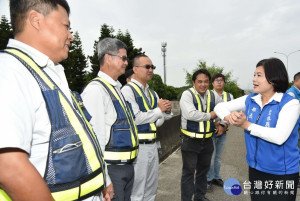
[121,79,173,127]
[214,93,300,145]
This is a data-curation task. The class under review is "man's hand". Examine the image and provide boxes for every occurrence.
[163,99,172,112]
[102,183,114,201]
[210,111,217,119]
[158,98,168,112]
[216,124,227,136]
[225,111,251,130]
[224,111,241,125]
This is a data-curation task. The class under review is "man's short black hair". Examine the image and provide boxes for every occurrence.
[192,69,211,82]
[212,73,225,83]
[293,72,300,81]
[125,69,134,79]
[10,0,70,35]
[133,54,148,67]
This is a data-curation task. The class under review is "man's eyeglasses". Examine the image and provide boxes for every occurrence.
[214,79,224,83]
[107,53,129,62]
[135,64,156,70]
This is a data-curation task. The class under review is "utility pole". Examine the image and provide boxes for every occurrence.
[274,50,300,75]
[161,42,167,84]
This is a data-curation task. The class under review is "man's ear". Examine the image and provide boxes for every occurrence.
[28,10,42,30]
[133,66,138,74]
[104,53,110,65]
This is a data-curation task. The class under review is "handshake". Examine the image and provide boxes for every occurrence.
[224,111,250,130]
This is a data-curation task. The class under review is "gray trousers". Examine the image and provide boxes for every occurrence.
[131,143,159,201]
[108,164,134,201]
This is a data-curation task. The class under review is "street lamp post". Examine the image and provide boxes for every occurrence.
[161,42,167,84]
[274,50,300,74]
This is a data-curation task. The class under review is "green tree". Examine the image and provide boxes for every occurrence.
[185,60,244,98]
[87,24,144,85]
[0,15,13,49]
[148,74,178,100]
[88,24,115,79]
[116,29,144,84]
[60,31,87,92]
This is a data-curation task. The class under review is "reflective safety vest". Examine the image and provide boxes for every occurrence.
[222,91,232,102]
[0,48,106,201]
[126,82,157,143]
[181,88,215,139]
[93,77,139,164]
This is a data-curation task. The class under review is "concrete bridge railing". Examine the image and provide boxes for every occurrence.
[157,101,181,162]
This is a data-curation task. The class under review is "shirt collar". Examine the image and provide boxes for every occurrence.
[131,78,149,91]
[7,39,52,68]
[98,71,122,88]
[193,87,209,97]
[213,89,224,96]
[251,92,283,105]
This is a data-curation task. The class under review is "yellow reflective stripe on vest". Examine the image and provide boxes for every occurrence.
[0,190,11,201]
[181,129,213,138]
[223,92,228,102]
[52,187,79,201]
[80,172,104,197]
[70,92,102,152]
[94,78,138,147]
[190,88,211,133]
[223,92,230,131]
[6,49,101,172]
[128,82,157,132]
[206,90,211,132]
[149,89,155,108]
[138,133,157,140]
[51,172,104,200]
[104,149,138,162]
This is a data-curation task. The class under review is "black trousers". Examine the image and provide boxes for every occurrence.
[249,167,298,201]
[180,135,214,201]
[108,164,134,201]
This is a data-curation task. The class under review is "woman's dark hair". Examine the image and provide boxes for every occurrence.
[192,69,211,82]
[256,58,289,93]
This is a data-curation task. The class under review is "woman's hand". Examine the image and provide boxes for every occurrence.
[225,111,251,130]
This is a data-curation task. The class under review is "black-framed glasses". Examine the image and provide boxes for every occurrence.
[214,79,224,83]
[135,64,156,70]
[107,53,129,62]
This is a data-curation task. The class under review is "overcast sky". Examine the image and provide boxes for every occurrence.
[1,0,300,90]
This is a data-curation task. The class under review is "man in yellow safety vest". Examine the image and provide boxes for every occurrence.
[121,54,173,201]
[82,37,139,201]
[0,0,108,201]
[180,69,225,201]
